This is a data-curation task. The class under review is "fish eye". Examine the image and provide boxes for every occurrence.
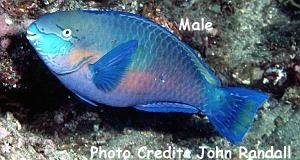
[62,29,72,38]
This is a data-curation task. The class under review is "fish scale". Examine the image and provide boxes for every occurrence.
[26,10,269,144]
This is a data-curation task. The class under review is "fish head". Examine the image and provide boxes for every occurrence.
[26,11,96,75]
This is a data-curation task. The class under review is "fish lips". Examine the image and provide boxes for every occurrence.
[26,22,42,41]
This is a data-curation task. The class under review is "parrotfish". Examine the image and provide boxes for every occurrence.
[26,10,269,144]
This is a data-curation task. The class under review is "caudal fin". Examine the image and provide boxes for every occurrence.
[205,87,269,144]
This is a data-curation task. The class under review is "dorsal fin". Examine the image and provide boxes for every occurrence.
[187,49,221,86]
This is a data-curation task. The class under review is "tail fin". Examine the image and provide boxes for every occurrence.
[205,87,269,144]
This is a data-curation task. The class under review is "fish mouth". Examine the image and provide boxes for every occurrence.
[26,23,41,40]
[26,31,41,40]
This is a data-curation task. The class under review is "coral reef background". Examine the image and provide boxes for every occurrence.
[0,0,299,159]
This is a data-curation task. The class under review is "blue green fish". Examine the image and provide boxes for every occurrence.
[26,10,269,144]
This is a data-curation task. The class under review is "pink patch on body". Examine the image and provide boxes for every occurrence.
[54,48,101,71]
[117,70,155,93]
[67,48,101,66]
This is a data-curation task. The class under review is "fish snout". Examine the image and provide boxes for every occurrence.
[26,31,40,40]
[26,23,41,41]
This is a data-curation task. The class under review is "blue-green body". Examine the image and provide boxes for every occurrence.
[26,10,269,144]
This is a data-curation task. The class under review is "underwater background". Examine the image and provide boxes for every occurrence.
[0,0,299,159]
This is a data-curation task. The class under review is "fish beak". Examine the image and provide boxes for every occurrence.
[26,23,41,40]
[26,30,40,40]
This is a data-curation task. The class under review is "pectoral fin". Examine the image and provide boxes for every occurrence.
[89,40,138,92]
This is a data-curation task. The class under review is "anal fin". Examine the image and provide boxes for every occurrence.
[134,102,199,114]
